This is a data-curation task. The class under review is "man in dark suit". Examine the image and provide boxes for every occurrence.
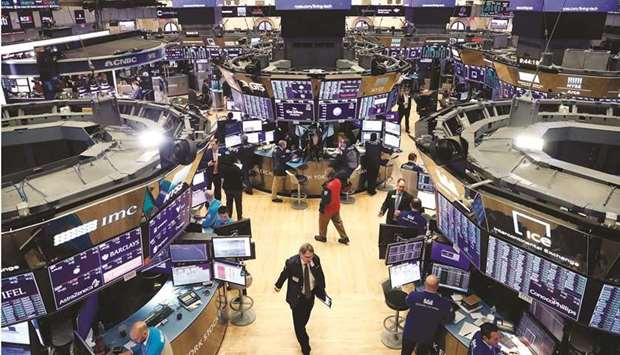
[275,243,327,355]
[272,140,291,203]
[364,132,383,195]
[379,178,413,224]
[237,135,256,194]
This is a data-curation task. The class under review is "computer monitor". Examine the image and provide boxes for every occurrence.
[230,111,243,121]
[378,224,423,259]
[384,121,400,136]
[417,173,434,193]
[172,263,212,286]
[385,238,424,265]
[73,330,94,355]
[362,119,383,132]
[530,301,566,341]
[264,130,275,143]
[383,133,400,149]
[214,219,252,237]
[213,260,246,286]
[360,131,374,143]
[242,120,262,133]
[430,241,470,270]
[2,273,47,327]
[148,188,192,257]
[2,321,30,349]
[416,173,436,210]
[169,243,209,263]
[389,261,421,289]
[517,313,557,355]
[212,236,252,259]
[246,132,260,144]
[430,263,470,293]
[191,189,207,207]
[225,134,242,148]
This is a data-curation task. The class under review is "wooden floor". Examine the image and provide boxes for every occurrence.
[217,112,421,355]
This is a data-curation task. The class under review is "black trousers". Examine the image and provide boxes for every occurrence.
[292,296,315,354]
[241,167,252,191]
[366,164,380,194]
[401,338,433,355]
[208,173,222,200]
[225,190,243,220]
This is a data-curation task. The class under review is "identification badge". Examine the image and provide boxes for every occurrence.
[292,276,300,283]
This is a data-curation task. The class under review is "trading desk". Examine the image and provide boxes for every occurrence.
[252,146,394,197]
[102,281,227,355]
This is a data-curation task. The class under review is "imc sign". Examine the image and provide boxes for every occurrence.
[482,194,588,273]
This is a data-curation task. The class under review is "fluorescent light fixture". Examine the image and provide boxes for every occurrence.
[514,135,544,151]
[139,128,167,148]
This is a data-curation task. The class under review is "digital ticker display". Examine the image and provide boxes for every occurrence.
[589,284,620,335]
[319,80,361,100]
[148,188,192,257]
[2,273,47,326]
[437,194,482,269]
[318,100,357,121]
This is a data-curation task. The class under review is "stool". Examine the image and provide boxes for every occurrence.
[286,170,308,210]
[229,273,255,326]
[378,161,396,192]
[380,279,409,349]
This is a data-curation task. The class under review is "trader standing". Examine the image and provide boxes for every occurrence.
[238,135,256,194]
[401,275,453,355]
[379,178,413,224]
[314,168,350,245]
[364,132,383,195]
[275,243,327,355]
[203,138,222,200]
[272,140,290,203]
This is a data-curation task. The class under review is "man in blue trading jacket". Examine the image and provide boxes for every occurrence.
[121,321,172,355]
[469,323,502,355]
[397,198,428,235]
[402,275,454,355]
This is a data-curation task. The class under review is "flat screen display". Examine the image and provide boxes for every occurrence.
[225,134,242,148]
[436,193,481,269]
[48,227,143,309]
[385,239,424,265]
[431,263,470,292]
[271,80,313,100]
[417,173,434,193]
[318,100,357,121]
[358,93,389,118]
[406,0,456,7]
[362,119,383,132]
[4,0,59,8]
[384,121,400,136]
[508,0,543,11]
[517,313,557,355]
[530,301,566,340]
[319,80,361,100]
[172,0,217,7]
[543,0,616,12]
[242,94,274,121]
[212,237,252,258]
[589,284,620,335]
[275,100,315,121]
[430,242,470,270]
[148,188,192,257]
[486,236,588,320]
[383,133,400,149]
[275,0,351,10]
[242,120,262,133]
[1,273,47,327]
[213,261,246,286]
[389,261,421,288]
[172,263,212,286]
[170,243,209,263]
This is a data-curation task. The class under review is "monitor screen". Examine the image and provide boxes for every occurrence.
[436,193,481,269]
[48,227,143,309]
[417,173,434,193]
[589,284,620,335]
[543,0,616,12]
[517,313,557,355]
[508,0,543,11]
[362,119,383,132]
[230,111,243,121]
[389,261,421,288]
[275,100,315,121]
[384,121,400,136]
[318,100,357,121]
[383,133,400,149]
[385,238,424,265]
[530,301,566,340]
[360,132,373,143]
[271,80,313,100]
[212,237,252,258]
[275,0,351,10]
[430,242,470,270]
[214,219,252,237]
[148,188,192,257]
[170,243,208,263]
[431,263,470,292]
[490,18,509,30]
[406,0,456,7]
[358,93,389,118]
[246,132,260,144]
[172,263,212,286]
[242,120,262,133]
[213,261,246,286]
[319,79,361,100]
[486,236,588,320]
[242,95,274,121]
[225,134,242,148]
[1,273,47,327]
[264,131,275,143]
[1,322,31,355]
[191,189,207,208]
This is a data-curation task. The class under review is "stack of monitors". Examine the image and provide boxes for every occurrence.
[170,243,212,287]
[1,273,47,326]
[436,193,481,268]
[318,79,361,122]
[273,80,315,122]
[383,121,401,149]
[47,226,144,309]
[148,188,192,257]
[361,119,383,143]
[486,236,588,320]
[385,238,424,265]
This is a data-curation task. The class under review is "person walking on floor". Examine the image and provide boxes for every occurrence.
[314,168,350,245]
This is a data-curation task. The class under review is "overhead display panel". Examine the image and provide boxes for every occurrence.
[507,0,543,11]
[172,0,219,7]
[436,193,482,269]
[271,80,314,100]
[486,236,588,320]
[319,79,361,100]
[358,93,389,118]
[589,284,620,335]
[148,188,192,257]
[543,0,616,12]
[1,273,47,327]
[318,100,357,121]
[242,94,274,120]
[2,0,59,9]
[275,0,352,10]
[405,0,456,7]
[275,100,315,122]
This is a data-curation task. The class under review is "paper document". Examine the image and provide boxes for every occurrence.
[458,322,479,337]
[453,311,466,324]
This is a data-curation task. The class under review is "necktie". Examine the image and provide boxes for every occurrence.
[303,263,312,299]
[395,193,401,211]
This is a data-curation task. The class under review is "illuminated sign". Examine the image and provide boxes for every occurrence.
[512,211,552,248]
[53,205,138,246]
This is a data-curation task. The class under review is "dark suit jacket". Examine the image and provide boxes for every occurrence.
[275,254,326,309]
[364,141,383,169]
[272,147,290,176]
[380,190,413,224]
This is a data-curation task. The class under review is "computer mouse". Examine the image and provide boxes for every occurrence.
[176,313,183,320]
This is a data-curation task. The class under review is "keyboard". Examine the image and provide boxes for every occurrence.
[145,305,174,327]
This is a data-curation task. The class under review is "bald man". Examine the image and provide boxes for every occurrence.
[401,275,454,355]
[120,321,173,355]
